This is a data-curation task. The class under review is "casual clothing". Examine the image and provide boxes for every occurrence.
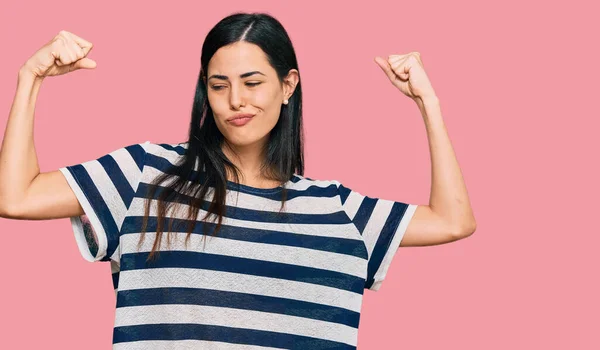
[59,141,418,349]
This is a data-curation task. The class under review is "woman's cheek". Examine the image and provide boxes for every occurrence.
[251,92,270,109]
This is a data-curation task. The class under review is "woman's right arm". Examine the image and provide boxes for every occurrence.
[0,69,85,220]
[0,31,96,220]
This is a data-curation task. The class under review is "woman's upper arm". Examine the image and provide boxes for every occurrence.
[400,205,460,247]
[3,170,84,220]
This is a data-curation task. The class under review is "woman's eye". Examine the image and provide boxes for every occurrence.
[211,82,261,91]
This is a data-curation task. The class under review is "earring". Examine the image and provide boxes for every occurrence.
[283,99,289,105]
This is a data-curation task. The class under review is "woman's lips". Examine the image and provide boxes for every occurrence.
[228,116,254,126]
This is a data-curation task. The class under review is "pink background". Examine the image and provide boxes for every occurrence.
[1,1,598,349]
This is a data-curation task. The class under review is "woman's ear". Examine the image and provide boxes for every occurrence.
[284,69,299,98]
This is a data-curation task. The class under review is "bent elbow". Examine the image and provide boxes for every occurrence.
[0,200,24,219]
[451,221,477,239]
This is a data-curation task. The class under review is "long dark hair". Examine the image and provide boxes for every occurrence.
[137,12,304,262]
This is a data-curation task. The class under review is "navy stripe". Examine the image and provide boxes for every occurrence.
[117,287,360,328]
[113,323,355,349]
[135,183,344,224]
[138,178,334,202]
[338,183,351,205]
[121,216,368,260]
[156,142,187,155]
[66,165,120,261]
[365,201,408,288]
[120,250,365,293]
[96,155,136,210]
[143,145,299,183]
[143,153,312,198]
[67,143,146,261]
[112,271,119,290]
[96,144,146,210]
[126,143,146,171]
[352,196,378,235]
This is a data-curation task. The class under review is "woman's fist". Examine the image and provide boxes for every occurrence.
[20,30,96,79]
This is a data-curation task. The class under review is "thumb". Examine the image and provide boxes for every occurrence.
[374,56,395,81]
[72,57,97,70]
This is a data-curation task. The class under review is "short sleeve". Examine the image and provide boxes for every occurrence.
[58,141,149,263]
[336,182,418,292]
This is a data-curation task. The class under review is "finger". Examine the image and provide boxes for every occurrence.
[374,56,396,81]
[391,58,408,73]
[390,59,410,81]
[52,48,69,67]
[67,37,86,61]
[388,54,407,64]
[62,35,86,64]
[52,36,73,66]
[414,53,423,66]
[63,37,79,63]
[391,53,422,67]
[403,53,423,67]
[50,38,64,66]
[65,32,93,55]
[50,50,62,66]
[73,57,97,70]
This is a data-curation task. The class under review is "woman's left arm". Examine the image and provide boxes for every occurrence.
[375,53,476,247]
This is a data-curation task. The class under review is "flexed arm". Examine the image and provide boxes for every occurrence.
[0,30,96,219]
[375,53,477,246]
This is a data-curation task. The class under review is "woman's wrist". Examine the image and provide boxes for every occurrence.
[18,63,45,84]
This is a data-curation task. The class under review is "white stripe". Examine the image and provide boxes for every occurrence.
[118,268,363,313]
[59,168,108,262]
[110,147,143,190]
[144,143,186,167]
[142,162,338,196]
[114,340,286,350]
[128,197,357,240]
[114,304,357,346]
[341,189,364,221]
[143,166,342,212]
[371,204,418,291]
[121,231,367,279]
[80,159,129,227]
[362,199,395,258]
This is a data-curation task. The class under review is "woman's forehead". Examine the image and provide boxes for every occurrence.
[208,42,270,75]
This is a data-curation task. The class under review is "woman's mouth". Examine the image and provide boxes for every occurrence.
[227,116,254,126]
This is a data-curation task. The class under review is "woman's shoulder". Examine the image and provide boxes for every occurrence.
[138,140,188,165]
[287,174,341,193]
[141,140,187,153]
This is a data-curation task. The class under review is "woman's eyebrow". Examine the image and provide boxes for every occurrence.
[208,71,266,81]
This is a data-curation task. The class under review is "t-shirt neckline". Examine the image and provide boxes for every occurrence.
[225,173,297,194]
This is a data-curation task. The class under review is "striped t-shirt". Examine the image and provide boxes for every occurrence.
[59,141,418,350]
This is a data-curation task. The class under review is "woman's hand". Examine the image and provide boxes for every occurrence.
[375,52,437,102]
[20,30,96,80]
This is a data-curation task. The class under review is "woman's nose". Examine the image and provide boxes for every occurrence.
[229,84,246,108]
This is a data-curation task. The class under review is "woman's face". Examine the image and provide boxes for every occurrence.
[205,41,298,148]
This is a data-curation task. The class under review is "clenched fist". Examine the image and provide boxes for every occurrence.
[20,30,96,80]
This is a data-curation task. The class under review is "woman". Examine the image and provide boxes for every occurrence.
[0,11,476,350]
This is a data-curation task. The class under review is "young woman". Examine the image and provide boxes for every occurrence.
[0,11,476,350]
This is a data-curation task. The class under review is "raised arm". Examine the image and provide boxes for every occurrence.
[0,30,96,220]
[375,53,477,246]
